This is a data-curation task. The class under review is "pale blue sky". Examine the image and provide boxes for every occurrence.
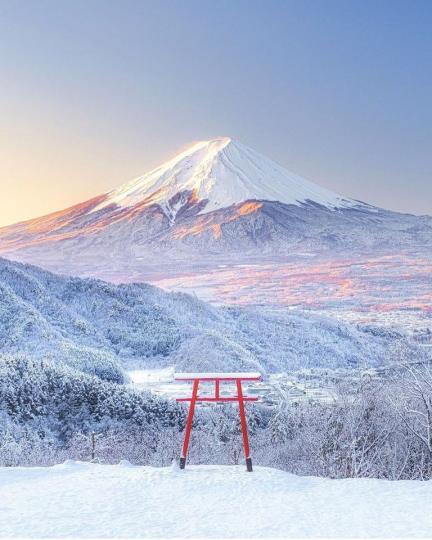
[0,0,431,225]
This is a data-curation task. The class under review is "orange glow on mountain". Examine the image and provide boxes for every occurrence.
[212,224,222,239]
[237,201,263,216]
[172,217,214,239]
[0,195,109,251]
[0,189,265,252]
[171,200,263,240]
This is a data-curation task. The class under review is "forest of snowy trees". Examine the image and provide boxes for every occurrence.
[1,353,432,480]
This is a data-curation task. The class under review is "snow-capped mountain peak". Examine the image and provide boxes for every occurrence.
[1,135,430,281]
[93,136,358,215]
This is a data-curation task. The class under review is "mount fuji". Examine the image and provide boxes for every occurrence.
[90,136,360,215]
[0,137,430,280]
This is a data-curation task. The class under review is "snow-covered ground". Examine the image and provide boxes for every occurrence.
[128,367,186,399]
[1,461,431,538]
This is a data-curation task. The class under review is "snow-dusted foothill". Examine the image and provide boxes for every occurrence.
[0,462,431,538]
[0,256,421,378]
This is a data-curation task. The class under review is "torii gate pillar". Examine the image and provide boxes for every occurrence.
[175,372,261,472]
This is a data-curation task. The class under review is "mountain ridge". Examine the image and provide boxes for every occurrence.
[0,137,430,278]
[0,256,418,376]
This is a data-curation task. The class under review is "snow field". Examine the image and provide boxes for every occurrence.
[0,461,431,538]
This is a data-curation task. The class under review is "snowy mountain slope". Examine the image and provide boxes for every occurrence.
[0,257,419,375]
[1,461,431,538]
[0,137,430,279]
[93,137,360,215]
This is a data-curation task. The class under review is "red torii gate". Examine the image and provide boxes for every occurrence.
[175,372,261,472]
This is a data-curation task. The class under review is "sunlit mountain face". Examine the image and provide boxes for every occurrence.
[0,136,362,254]
[0,137,431,328]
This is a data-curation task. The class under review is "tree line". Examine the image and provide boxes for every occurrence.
[1,354,432,480]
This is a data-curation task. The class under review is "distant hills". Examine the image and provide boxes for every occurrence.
[0,257,423,378]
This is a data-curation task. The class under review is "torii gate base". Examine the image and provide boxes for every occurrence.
[175,372,261,472]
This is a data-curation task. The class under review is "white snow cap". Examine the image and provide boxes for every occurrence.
[94,137,359,214]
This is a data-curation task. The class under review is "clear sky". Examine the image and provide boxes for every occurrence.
[1,0,431,226]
